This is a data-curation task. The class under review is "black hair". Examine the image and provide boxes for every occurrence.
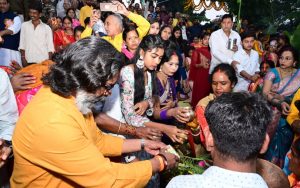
[66,8,76,18]
[158,40,177,70]
[199,31,210,40]
[29,1,43,13]
[241,31,255,41]
[149,18,160,26]
[84,17,90,27]
[159,25,172,40]
[278,45,299,66]
[221,14,233,22]
[131,35,165,104]
[122,24,139,41]
[74,25,85,35]
[184,45,195,57]
[42,37,123,97]
[209,63,237,86]
[205,92,272,161]
[170,26,183,44]
[62,16,72,25]
[261,60,275,69]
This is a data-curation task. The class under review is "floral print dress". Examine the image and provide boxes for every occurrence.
[119,66,159,188]
[119,66,153,127]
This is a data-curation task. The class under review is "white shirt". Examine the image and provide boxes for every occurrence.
[19,20,54,63]
[167,166,268,188]
[56,0,66,18]
[233,49,260,91]
[93,20,107,35]
[209,28,241,74]
[0,69,18,141]
[0,16,22,66]
[181,26,188,40]
[102,84,125,123]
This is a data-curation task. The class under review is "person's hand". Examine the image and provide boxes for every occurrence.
[89,10,100,28]
[9,60,22,74]
[0,139,12,168]
[159,149,180,170]
[231,60,240,71]
[143,139,166,155]
[202,62,209,69]
[134,100,149,115]
[281,101,290,115]
[170,107,190,123]
[112,1,129,16]
[250,74,260,82]
[163,125,188,144]
[136,127,162,141]
[10,72,36,92]
[0,36,4,43]
[232,44,238,52]
[161,100,175,110]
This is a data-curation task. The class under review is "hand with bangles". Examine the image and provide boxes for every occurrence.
[9,60,22,74]
[150,148,180,173]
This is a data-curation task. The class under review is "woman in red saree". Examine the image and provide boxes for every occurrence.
[53,16,75,52]
[189,32,211,109]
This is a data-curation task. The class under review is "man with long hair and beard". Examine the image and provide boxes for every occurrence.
[10,37,178,188]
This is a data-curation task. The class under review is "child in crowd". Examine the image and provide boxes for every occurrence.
[74,25,85,41]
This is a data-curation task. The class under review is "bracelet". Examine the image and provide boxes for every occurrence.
[160,109,170,120]
[117,122,122,135]
[141,138,145,150]
[155,155,165,172]
[157,153,168,170]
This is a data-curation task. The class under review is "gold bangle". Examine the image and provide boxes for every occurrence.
[117,122,122,135]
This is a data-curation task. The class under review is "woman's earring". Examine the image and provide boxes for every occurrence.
[137,56,144,69]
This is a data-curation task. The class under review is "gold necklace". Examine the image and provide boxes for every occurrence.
[279,67,294,80]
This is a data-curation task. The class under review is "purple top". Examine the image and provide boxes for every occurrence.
[156,77,177,103]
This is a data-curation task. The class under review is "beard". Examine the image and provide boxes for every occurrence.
[75,90,106,115]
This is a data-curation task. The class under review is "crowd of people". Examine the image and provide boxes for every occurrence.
[0,0,300,187]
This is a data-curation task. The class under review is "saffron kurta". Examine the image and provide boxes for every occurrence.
[11,86,152,188]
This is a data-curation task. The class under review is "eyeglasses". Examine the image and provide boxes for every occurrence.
[279,56,293,61]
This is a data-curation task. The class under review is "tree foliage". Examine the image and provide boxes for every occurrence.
[221,0,300,32]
